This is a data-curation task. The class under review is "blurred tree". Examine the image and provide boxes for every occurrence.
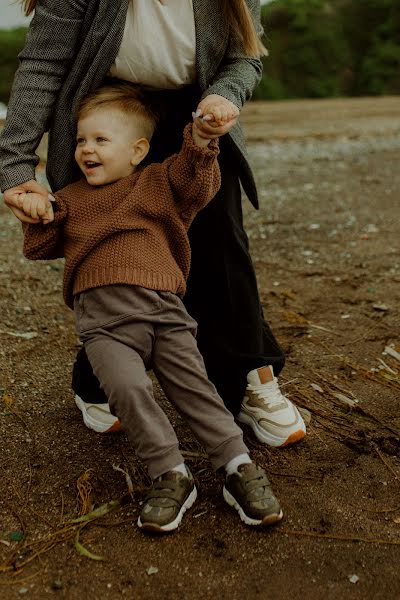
[256,0,351,99]
[340,0,400,95]
[257,0,400,99]
[0,3,399,103]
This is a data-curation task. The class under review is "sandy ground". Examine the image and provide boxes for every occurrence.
[1,96,400,599]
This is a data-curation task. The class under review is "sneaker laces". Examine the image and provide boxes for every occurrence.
[247,378,287,409]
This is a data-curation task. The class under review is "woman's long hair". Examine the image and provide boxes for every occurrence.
[222,0,268,57]
[21,0,267,56]
[21,0,36,15]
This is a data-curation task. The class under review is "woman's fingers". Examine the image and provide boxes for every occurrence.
[196,94,240,124]
[4,180,49,208]
[7,203,40,224]
[194,116,238,138]
[21,179,49,196]
[4,181,52,223]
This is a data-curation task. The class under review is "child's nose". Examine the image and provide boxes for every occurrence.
[82,143,94,153]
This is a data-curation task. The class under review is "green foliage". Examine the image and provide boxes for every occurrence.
[259,0,400,99]
[0,3,399,103]
[359,5,400,95]
[0,27,27,104]
[338,0,400,95]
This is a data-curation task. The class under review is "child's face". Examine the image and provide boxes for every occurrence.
[75,108,146,186]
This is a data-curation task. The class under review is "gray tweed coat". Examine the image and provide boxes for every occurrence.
[0,0,263,206]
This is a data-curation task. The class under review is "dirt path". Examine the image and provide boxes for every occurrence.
[1,97,399,599]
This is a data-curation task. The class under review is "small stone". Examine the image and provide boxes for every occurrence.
[349,575,359,584]
[51,580,63,590]
[364,224,379,233]
[372,303,389,312]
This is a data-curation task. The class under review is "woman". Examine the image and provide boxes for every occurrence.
[0,0,306,447]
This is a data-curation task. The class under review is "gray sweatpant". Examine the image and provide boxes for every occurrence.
[74,285,248,479]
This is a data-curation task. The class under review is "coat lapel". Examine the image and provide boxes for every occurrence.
[193,0,229,91]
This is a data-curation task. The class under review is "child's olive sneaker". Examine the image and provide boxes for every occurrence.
[223,463,283,526]
[138,468,197,533]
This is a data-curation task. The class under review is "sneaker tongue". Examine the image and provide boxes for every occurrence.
[237,463,256,475]
[247,366,274,386]
[159,471,181,482]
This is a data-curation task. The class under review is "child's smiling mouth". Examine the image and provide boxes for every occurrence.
[84,161,102,172]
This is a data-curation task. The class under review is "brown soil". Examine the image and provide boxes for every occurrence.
[1,97,400,599]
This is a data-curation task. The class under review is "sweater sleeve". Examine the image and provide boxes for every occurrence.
[22,196,67,261]
[0,0,86,192]
[166,124,221,226]
[201,0,263,110]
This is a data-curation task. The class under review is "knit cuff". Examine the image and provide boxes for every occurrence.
[48,195,67,222]
[182,123,220,167]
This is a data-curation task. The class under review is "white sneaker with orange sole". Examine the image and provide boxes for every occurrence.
[237,366,306,447]
[75,395,121,433]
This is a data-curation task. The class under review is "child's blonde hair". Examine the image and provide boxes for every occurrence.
[21,0,267,57]
[78,82,158,140]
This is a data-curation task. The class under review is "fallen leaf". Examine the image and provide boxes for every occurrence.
[1,394,13,408]
[113,464,134,495]
[332,393,358,407]
[75,530,104,561]
[310,383,324,393]
[280,310,308,325]
[70,500,120,524]
[384,346,400,362]
[0,329,38,339]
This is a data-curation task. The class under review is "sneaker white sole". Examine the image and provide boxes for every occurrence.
[237,410,306,447]
[137,486,198,533]
[223,486,283,526]
[75,395,121,434]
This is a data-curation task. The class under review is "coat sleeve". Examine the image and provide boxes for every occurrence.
[164,124,221,227]
[0,0,87,192]
[201,0,264,109]
[23,196,68,261]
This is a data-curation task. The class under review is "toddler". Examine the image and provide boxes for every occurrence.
[17,83,283,533]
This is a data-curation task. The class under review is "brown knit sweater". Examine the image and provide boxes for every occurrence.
[23,124,220,309]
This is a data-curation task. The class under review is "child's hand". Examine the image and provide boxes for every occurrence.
[191,121,212,148]
[12,191,55,224]
[193,94,239,138]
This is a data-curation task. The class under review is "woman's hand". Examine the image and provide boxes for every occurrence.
[193,94,239,139]
[3,180,54,224]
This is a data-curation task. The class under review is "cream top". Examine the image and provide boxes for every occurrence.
[109,0,196,89]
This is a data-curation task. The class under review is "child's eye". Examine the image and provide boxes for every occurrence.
[96,137,108,143]
[76,138,85,145]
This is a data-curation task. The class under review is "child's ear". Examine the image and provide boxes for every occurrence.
[130,138,150,166]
